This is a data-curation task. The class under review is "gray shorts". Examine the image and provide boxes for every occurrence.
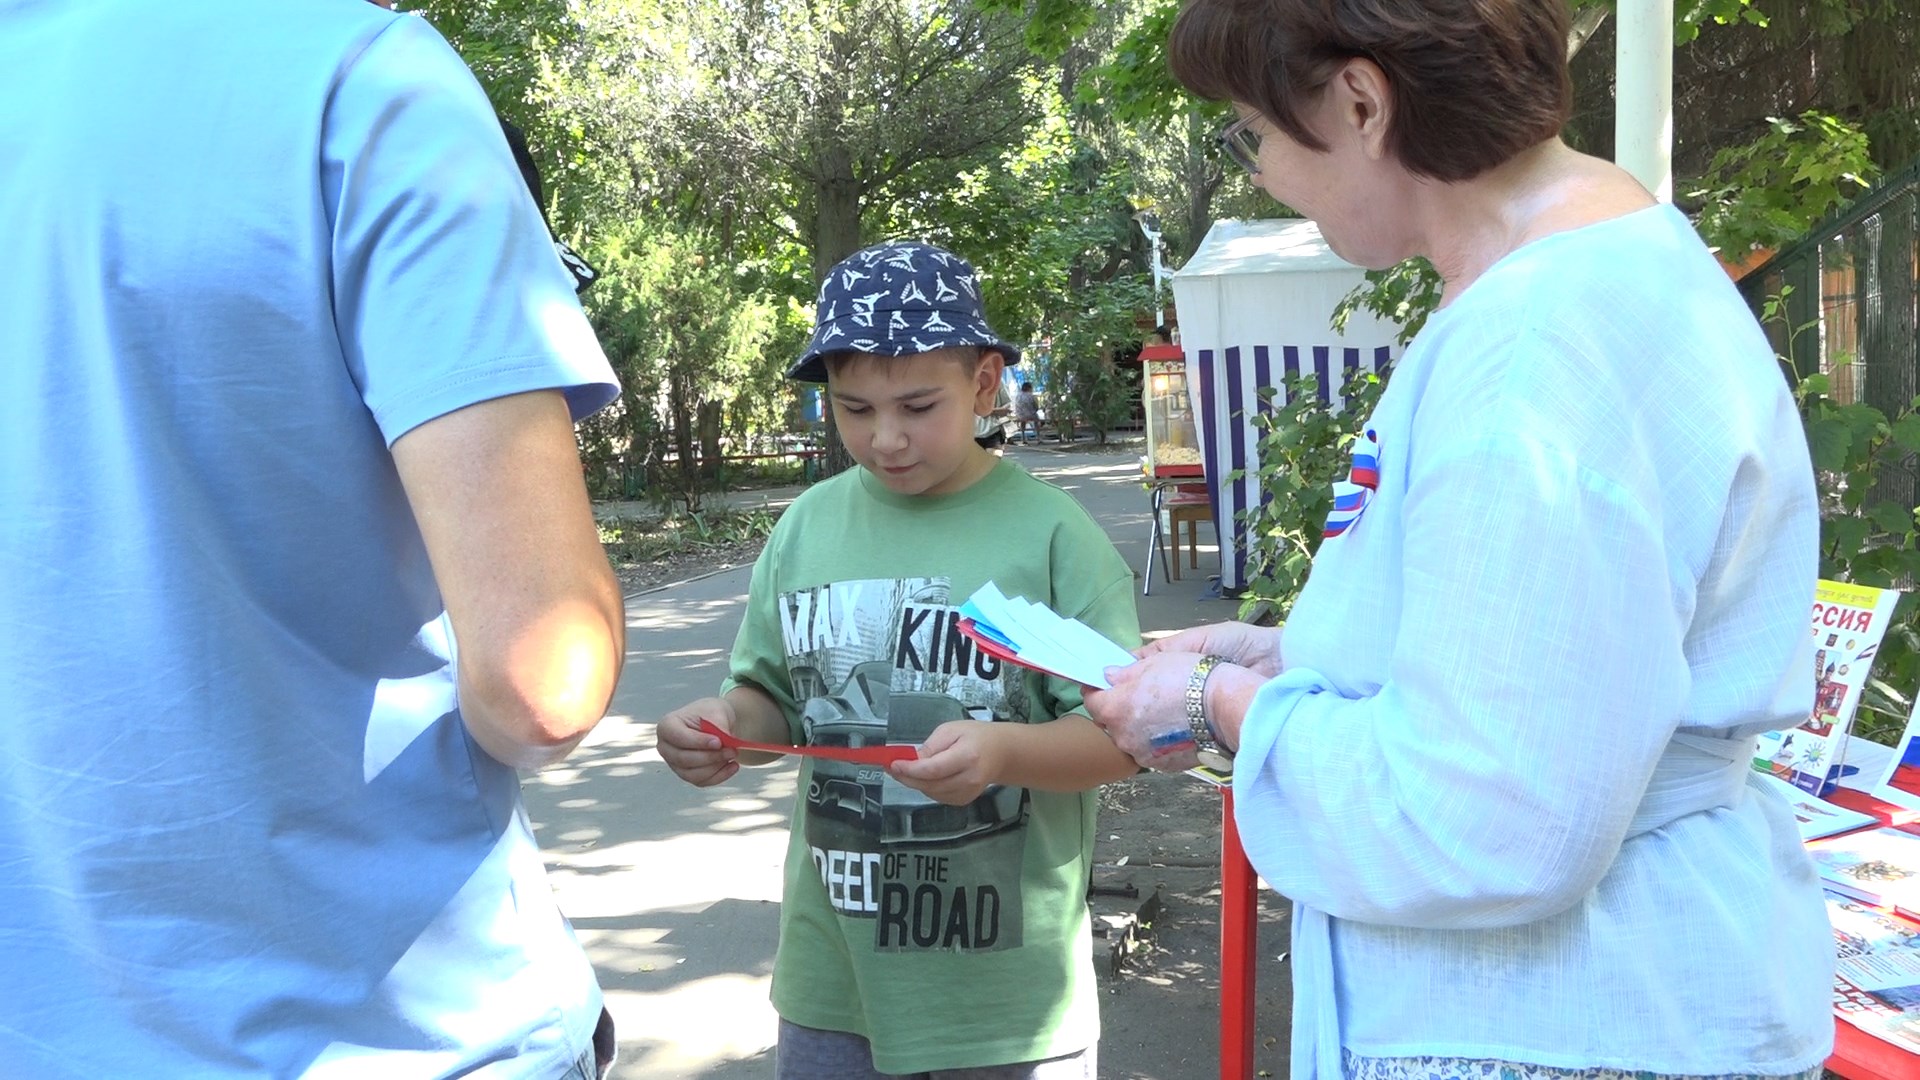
[775,1018,1095,1080]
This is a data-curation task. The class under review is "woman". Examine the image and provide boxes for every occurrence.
[1082,2,1833,1079]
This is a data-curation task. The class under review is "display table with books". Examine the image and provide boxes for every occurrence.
[1772,732,1920,1077]
[1746,582,1920,1074]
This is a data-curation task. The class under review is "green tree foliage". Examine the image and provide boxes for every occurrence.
[1233,370,1387,621]
[677,0,1046,473]
[577,222,791,510]
[1332,258,1442,348]
[1767,287,1920,745]
[683,0,1039,284]
[1043,275,1151,444]
[1690,112,1880,257]
[896,20,1167,443]
[406,0,1918,519]
[975,0,1762,125]
[404,0,598,227]
[414,0,1054,479]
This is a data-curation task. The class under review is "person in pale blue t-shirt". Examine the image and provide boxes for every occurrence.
[1086,2,1832,1080]
[0,2,624,1078]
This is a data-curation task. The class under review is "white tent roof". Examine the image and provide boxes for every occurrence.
[1173,217,1353,278]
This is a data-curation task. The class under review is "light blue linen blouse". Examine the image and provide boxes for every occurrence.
[1234,204,1835,1080]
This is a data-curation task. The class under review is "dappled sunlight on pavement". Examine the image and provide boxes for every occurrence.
[600,973,779,1079]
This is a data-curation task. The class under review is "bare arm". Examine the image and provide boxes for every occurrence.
[889,713,1136,806]
[991,714,1136,790]
[391,389,624,770]
[656,682,792,785]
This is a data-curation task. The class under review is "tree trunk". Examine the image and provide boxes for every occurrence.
[697,400,724,481]
[809,16,865,480]
[669,370,700,512]
[814,148,863,279]
[1182,112,1224,262]
[814,140,863,478]
[1567,6,1608,60]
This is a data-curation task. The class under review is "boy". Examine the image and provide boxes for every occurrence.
[657,241,1140,1079]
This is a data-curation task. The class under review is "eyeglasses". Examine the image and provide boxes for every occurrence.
[1219,115,1262,175]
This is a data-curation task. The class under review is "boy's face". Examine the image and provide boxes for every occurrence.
[828,349,1004,498]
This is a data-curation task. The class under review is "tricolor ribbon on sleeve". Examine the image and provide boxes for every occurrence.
[1322,428,1380,539]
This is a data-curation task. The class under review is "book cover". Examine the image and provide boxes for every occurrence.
[1809,826,1920,913]
[1829,890,1920,1053]
[1756,772,1878,841]
[1756,581,1901,796]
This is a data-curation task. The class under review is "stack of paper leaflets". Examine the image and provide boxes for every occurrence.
[956,583,1136,690]
[957,583,1238,788]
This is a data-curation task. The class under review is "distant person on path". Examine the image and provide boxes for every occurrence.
[1012,381,1041,443]
[1084,2,1830,1080]
[656,241,1141,1080]
[975,376,1014,451]
[1,2,624,1077]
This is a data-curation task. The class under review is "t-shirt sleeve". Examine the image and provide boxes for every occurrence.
[321,17,618,445]
[721,528,802,740]
[1046,509,1142,719]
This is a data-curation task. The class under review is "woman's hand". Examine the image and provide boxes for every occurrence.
[1138,621,1283,677]
[889,720,1007,805]
[655,697,742,787]
[1083,652,1213,772]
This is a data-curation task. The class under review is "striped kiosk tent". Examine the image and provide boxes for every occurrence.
[1168,217,1401,592]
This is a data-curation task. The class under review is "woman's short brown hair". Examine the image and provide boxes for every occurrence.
[1168,0,1573,183]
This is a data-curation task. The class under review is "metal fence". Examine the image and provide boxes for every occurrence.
[1739,157,1920,510]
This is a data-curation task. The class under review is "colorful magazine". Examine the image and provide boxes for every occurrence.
[1829,891,1920,1053]
[1755,580,1901,795]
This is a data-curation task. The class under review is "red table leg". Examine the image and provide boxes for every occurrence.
[1222,788,1258,1080]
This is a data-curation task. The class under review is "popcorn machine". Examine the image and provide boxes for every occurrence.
[1140,343,1202,478]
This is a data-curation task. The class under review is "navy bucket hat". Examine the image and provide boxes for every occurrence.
[788,241,1023,383]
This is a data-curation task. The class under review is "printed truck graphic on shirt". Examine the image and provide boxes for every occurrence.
[780,576,1031,953]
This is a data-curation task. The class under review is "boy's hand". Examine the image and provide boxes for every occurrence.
[888,721,1006,806]
[656,697,742,787]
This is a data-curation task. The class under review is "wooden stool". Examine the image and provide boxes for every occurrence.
[1164,493,1213,581]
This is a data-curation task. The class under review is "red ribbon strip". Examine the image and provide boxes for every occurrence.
[696,718,919,765]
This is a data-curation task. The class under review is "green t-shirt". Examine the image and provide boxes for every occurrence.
[722,459,1141,1073]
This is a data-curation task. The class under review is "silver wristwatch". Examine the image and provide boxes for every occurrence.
[1186,654,1234,773]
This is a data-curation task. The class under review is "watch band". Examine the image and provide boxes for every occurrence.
[1186,654,1231,756]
